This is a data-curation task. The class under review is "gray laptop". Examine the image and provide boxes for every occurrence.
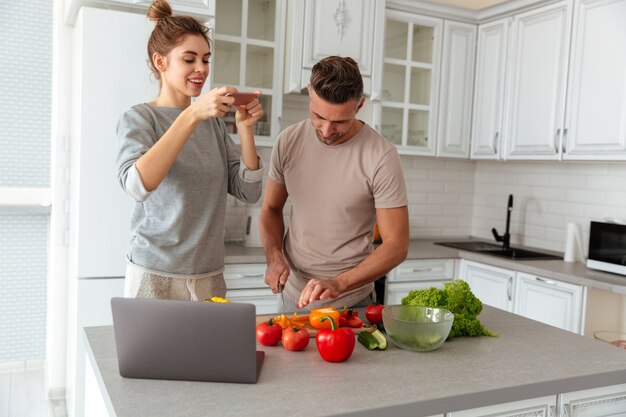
[111,297,264,384]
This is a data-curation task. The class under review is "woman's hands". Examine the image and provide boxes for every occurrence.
[189,86,264,126]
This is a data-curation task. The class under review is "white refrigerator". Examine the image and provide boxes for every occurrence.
[66,7,158,417]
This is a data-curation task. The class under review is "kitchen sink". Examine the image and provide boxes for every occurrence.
[435,241,562,260]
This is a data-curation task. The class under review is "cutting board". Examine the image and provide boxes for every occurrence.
[256,314,376,338]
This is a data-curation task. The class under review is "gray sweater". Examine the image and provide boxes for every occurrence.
[116,104,263,276]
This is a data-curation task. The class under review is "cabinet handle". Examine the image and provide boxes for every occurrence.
[493,131,499,154]
[410,267,434,272]
[562,128,569,153]
[507,276,512,301]
[237,273,264,278]
[548,405,556,417]
[535,276,557,285]
[554,128,561,153]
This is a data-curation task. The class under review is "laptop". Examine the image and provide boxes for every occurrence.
[110,297,264,384]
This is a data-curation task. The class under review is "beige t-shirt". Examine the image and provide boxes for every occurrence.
[269,120,408,308]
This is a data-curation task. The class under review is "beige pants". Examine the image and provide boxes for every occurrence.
[124,264,227,301]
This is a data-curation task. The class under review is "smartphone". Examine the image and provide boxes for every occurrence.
[226,92,258,106]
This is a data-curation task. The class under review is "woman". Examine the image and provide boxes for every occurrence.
[115,0,264,301]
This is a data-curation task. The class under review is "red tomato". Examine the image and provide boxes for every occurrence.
[365,304,385,325]
[256,319,283,346]
[281,326,310,351]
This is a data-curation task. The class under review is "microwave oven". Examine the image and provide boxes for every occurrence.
[587,221,626,276]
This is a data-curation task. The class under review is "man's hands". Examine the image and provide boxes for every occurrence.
[297,277,343,309]
[264,254,290,294]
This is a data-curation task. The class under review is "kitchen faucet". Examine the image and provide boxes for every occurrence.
[492,194,513,251]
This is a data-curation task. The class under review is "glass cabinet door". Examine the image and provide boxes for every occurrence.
[211,0,284,143]
[378,10,442,155]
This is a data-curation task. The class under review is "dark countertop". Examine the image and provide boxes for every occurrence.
[224,240,626,295]
[84,306,626,417]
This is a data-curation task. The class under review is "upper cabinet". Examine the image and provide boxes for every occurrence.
[375,10,443,156]
[211,0,286,145]
[436,21,477,158]
[470,18,511,160]
[563,0,626,160]
[284,0,385,98]
[64,0,215,25]
[504,0,573,160]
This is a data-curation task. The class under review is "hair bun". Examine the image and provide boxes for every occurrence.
[147,0,173,22]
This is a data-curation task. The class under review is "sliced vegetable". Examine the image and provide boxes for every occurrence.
[338,308,363,328]
[204,296,230,303]
[358,329,387,350]
[315,315,355,362]
[281,327,310,351]
[256,319,283,346]
[310,307,340,330]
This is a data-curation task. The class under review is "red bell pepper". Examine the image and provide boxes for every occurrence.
[339,308,363,328]
[315,315,356,362]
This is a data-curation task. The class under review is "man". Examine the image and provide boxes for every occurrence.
[260,56,409,311]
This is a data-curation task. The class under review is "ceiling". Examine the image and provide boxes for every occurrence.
[424,0,511,10]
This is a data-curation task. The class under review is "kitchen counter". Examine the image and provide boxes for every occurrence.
[84,306,626,417]
[224,240,626,295]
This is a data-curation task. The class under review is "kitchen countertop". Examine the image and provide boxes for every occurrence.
[224,240,626,295]
[84,306,626,417]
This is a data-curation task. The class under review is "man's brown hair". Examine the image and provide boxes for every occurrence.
[310,56,364,104]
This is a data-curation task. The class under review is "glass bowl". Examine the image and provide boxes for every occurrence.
[382,305,454,352]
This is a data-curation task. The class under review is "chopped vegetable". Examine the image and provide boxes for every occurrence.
[310,307,341,330]
[358,329,387,350]
[204,296,230,303]
[315,316,355,362]
[401,279,497,338]
[339,308,363,328]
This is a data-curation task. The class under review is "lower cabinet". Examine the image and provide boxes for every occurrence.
[461,260,515,312]
[459,260,585,334]
[385,258,456,304]
[449,383,626,417]
[449,395,556,417]
[514,272,585,334]
[560,383,626,416]
[224,263,277,315]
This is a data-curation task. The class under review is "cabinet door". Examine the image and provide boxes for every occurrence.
[560,383,626,416]
[450,395,556,417]
[504,0,572,160]
[225,288,278,315]
[376,11,443,155]
[460,260,515,311]
[470,18,511,160]
[286,0,384,98]
[563,0,626,160]
[223,263,267,289]
[212,0,285,144]
[514,272,585,334]
[65,0,215,24]
[436,21,476,158]
[388,259,455,283]
[385,280,450,305]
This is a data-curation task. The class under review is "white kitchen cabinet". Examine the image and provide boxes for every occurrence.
[504,0,572,160]
[562,0,626,160]
[435,20,476,158]
[223,263,277,314]
[64,0,215,25]
[284,0,385,98]
[450,395,556,417]
[375,10,443,155]
[460,260,515,312]
[514,272,586,334]
[211,0,285,146]
[560,383,626,416]
[385,259,455,304]
[470,18,511,160]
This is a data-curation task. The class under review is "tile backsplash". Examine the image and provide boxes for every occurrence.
[226,151,626,259]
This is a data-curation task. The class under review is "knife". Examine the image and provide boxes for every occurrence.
[277,281,285,313]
